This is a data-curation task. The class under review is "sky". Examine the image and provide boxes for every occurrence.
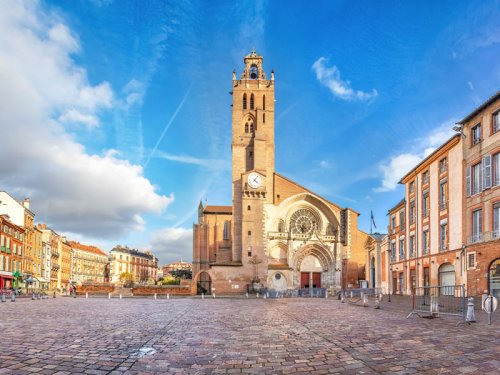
[0,0,499,265]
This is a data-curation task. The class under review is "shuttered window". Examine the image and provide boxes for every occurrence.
[472,163,482,195]
[472,209,482,243]
[483,155,492,189]
[494,153,500,187]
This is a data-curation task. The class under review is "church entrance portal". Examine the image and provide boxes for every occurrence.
[299,255,323,288]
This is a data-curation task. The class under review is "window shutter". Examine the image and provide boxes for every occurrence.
[466,166,471,197]
[483,155,491,189]
[479,162,483,192]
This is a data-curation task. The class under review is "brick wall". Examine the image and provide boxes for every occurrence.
[132,285,192,296]
[77,283,114,295]
[467,241,500,296]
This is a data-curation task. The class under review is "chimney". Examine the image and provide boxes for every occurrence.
[23,198,30,210]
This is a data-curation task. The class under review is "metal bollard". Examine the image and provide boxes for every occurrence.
[465,297,475,323]
[362,292,368,307]
[11,293,15,302]
[2,292,6,303]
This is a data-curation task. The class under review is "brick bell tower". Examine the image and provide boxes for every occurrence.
[231,50,275,273]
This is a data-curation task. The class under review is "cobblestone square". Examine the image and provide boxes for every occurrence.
[1,297,499,374]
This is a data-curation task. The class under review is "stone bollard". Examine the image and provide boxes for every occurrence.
[154,293,157,300]
[212,293,215,299]
[119,294,122,300]
[430,295,439,317]
[108,292,111,299]
[325,290,328,299]
[1,292,6,303]
[246,292,249,298]
[11,293,15,302]
[256,292,259,298]
[167,294,170,300]
[341,291,345,303]
[362,292,368,307]
[202,293,205,299]
[350,291,354,298]
[264,293,267,299]
[465,297,475,323]
[86,292,88,299]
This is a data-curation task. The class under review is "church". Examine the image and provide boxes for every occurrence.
[192,50,370,295]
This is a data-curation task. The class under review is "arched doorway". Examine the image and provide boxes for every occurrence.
[439,263,455,296]
[371,256,376,288]
[196,272,211,295]
[300,255,322,288]
[489,258,500,299]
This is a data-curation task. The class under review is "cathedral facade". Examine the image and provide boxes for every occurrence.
[192,51,369,295]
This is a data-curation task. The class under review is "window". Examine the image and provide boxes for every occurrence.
[472,209,482,243]
[472,163,483,195]
[493,203,500,239]
[440,223,447,250]
[439,158,447,173]
[471,123,481,145]
[263,113,265,123]
[391,242,396,260]
[247,205,251,211]
[439,181,447,210]
[223,221,230,240]
[247,230,251,236]
[399,210,405,228]
[467,252,476,269]
[409,181,415,194]
[243,94,247,109]
[422,171,429,184]
[409,200,415,225]
[250,94,254,109]
[422,230,429,254]
[493,111,500,133]
[391,216,396,233]
[399,238,405,259]
[245,124,249,133]
[263,95,266,110]
[250,124,254,133]
[494,153,500,187]
[422,192,429,218]
[409,235,415,257]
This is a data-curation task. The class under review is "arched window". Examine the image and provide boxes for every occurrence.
[250,124,254,133]
[438,263,455,296]
[243,94,247,110]
[245,123,249,133]
[263,95,266,110]
[250,94,254,109]
[223,221,230,240]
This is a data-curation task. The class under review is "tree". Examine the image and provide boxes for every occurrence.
[119,272,135,287]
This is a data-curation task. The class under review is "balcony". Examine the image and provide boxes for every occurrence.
[51,251,60,258]
[467,230,500,245]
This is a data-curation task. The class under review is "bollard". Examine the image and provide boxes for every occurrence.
[119,294,122,300]
[256,292,259,298]
[430,295,439,317]
[374,294,381,309]
[246,292,248,298]
[341,291,345,303]
[86,292,88,299]
[11,293,15,302]
[167,293,170,300]
[1,292,6,303]
[264,294,267,299]
[202,293,204,299]
[350,291,354,298]
[212,293,215,299]
[53,291,56,298]
[266,292,269,299]
[154,293,157,300]
[108,292,111,299]
[325,290,328,299]
[465,297,475,323]
[32,293,35,300]
[362,292,368,307]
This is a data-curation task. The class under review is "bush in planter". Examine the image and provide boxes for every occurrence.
[119,272,135,287]
[160,276,180,285]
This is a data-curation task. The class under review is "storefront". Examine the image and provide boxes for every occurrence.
[0,270,14,289]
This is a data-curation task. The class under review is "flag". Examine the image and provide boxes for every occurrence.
[371,210,377,229]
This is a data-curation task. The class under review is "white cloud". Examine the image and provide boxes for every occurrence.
[312,57,378,101]
[154,150,230,171]
[150,227,193,265]
[0,1,172,238]
[374,120,456,192]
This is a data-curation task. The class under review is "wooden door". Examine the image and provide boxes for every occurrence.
[301,272,309,288]
[312,272,321,288]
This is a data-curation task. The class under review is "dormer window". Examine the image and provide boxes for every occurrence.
[249,65,258,79]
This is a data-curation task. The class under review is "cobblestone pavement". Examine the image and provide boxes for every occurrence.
[0,297,499,374]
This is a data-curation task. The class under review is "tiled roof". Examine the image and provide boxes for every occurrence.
[69,241,107,257]
[458,91,500,124]
[203,205,232,214]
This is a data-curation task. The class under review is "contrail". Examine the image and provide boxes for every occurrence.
[143,84,192,169]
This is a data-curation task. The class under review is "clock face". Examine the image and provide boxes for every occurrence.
[247,172,262,188]
[290,209,317,235]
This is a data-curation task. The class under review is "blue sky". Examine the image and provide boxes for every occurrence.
[0,0,499,264]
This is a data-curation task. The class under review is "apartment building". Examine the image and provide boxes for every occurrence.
[109,246,158,284]
[70,241,108,284]
[0,214,25,289]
